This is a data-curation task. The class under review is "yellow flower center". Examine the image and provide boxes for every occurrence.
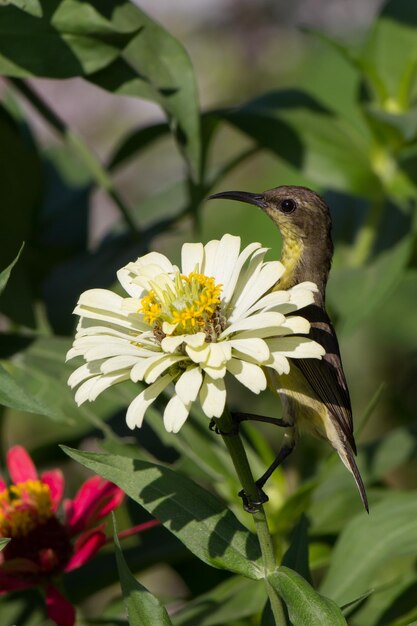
[0,480,53,538]
[140,271,223,335]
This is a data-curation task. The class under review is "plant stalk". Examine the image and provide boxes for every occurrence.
[214,407,286,625]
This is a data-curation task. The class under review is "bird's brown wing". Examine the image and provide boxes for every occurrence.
[293,304,356,453]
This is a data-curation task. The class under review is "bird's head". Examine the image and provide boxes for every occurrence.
[209,185,331,243]
[208,185,333,293]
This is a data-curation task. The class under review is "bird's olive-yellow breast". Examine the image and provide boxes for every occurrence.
[209,185,333,295]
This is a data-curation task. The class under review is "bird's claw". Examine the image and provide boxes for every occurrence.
[238,488,269,513]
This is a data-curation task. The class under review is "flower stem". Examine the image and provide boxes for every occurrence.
[8,78,140,239]
[214,407,286,625]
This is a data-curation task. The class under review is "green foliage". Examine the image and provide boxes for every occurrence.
[113,515,173,626]
[0,0,417,625]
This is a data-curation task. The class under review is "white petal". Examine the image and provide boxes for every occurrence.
[175,366,202,404]
[83,340,146,361]
[126,374,173,429]
[130,251,174,274]
[221,312,285,338]
[210,234,241,288]
[74,372,129,404]
[76,288,122,311]
[266,354,290,375]
[181,242,204,275]
[163,395,190,433]
[226,359,267,393]
[184,333,206,347]
[267,337,325,358]
[199,375,226,418]
[201,364,227,379]
[131,355,162,382]
[228,247,267,310]
[233,316,311,342]
[68,362,103,388]
[144,354,184,384]
[185,343,210,364]
[201,239,220,277]
[74,376,101,405]
[88,372,130,401]
[204,342,232,367]
[229,338,270,363]
[162,322,178,335]
[230,261,284,322]
[161,335,185,353]
[243,290,290,317]
[222,242,262,304]
[100,355,143,374]
[276,283,317,314]
[117,267,146,299]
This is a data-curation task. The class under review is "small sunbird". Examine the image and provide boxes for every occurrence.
[209,186,368,512]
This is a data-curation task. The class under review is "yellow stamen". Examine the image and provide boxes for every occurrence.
[139,271,222,336]
[0,480,53,537]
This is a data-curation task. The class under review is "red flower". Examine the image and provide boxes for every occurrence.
[0,446,124,626]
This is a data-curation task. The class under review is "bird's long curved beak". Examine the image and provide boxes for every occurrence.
[208,190,268,209]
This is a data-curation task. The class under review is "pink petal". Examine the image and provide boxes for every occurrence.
[41,469,65,511]
[64,528,106,572]
[6,446,38,483]
[45,585,76,626]
[65,476,123,534]
[0,478,6,492]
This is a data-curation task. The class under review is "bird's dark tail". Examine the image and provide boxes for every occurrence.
[341,445,369,513]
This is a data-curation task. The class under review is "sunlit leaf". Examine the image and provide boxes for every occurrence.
[269,567,347,625]
[0,0,201,178]
[62,447,263,580]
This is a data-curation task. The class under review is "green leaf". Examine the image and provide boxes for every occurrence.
[172,576,265,626]
[327,234,412,334]
[362,0,417,107]
[113,515,173,626]
[282,515,312,584]
[1,0,43,17]
[0,0,201,178]
[320,492,417,606]
[1,335,131,435]
[366,270,417,348]
[0,361,64,420]
[108,122,170,170]
[269,567,347,626]
[0,0,140,77]
[62,447,263,580]
[224,90,380,197]
[0,538,10,551]
[0,243,24,296]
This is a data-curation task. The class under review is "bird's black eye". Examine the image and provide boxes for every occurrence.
[280,198,296,214]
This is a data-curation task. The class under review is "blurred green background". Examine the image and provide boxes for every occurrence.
[1,0,417,624]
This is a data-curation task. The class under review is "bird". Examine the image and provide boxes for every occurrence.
[208,186,368,513]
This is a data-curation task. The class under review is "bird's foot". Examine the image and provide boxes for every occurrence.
[238,487,269,514]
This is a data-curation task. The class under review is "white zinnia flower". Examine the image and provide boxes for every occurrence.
[67,234,324,433]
